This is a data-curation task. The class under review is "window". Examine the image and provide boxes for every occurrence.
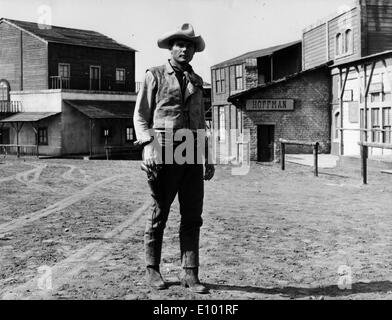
[383,108,391,144]
[336,33,343,56]
[38,128,48,145]
[58,63,70,79]
[0,80,10,101]
[371,108,381,143]
[218,106,226,142]
[116,68,126,83]
[345,29,353,54]
[234,64,243,91]
[126,127,133,141]
[336,29,354,57]
[334,112,340,140]
[214,68,225,94]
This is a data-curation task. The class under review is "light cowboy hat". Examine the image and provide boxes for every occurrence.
[157,23,205,52]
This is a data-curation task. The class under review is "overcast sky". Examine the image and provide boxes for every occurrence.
[1,0,355,83]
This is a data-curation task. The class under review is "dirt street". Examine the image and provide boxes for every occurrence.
[0,157,391,300]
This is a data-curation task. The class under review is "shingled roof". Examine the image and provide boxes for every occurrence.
[0,18,136,52]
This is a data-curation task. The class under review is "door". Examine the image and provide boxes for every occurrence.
[0,128,10,144]
[257,125,275,162]
[90,66,101,90]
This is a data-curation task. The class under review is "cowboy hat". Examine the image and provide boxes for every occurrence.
[157,23,205,52]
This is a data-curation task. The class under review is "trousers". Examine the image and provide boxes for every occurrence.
[144,162,204,268]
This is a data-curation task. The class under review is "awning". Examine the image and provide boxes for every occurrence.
[0,112,60,122]
[64,100,135,119]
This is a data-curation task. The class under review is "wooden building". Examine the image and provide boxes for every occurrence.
[0,18,138,157]
[210,40,302,161]
[303,0,392,158]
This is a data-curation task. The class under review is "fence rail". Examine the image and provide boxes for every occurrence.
[358,141,392,184]
[0,144,38,158]
[279,139,320,177]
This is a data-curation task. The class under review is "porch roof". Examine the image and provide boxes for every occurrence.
[64,100,135,119]
[0,112,60,122]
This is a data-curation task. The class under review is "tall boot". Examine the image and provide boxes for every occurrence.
[146,265,167,290]
[180,267,209,294]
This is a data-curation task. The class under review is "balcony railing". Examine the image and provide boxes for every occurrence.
[49,76,140,93]
[0,101,23,113]
[50,76,70,89]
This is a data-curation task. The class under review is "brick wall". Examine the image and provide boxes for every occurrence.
[239,67,331,161]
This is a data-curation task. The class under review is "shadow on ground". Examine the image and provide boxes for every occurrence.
[166,281,392,298]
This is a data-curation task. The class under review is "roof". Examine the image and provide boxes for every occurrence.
[64,100,135,119]
[211,40,301,69]
[0,18,136,52]
[0,112,60,122]
[228,62,332,103]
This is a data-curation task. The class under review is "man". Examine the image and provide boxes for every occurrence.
[133,23,215,294]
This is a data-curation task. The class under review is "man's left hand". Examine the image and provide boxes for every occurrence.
[204,164,215,181]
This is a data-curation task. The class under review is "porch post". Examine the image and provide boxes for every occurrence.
[89,119,93,158]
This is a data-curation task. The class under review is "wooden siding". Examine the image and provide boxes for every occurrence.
[0,21,22,91]
[22,31,48,90]
[0,21,48,91]
[48,43,135,92]
[366,2,392,55]
[303,23,328,70]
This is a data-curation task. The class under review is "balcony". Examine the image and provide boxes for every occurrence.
[0,101,23,114]
[49,76,140,93]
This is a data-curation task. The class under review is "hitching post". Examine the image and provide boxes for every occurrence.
[313,142,319,177]
[361,144,368,184]
[281,141,285,171]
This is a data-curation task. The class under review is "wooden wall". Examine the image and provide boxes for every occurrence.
[0,21,48,91]
[303,23,328,70]
[48,43,135,92]
[365,0,392,55]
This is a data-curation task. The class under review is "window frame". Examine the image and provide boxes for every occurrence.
[214,68,225,94]
[125,127,134,142]
[234,64,243,91]
[116,68,126,83]
[58,63,71,79]
[38,127,48,146]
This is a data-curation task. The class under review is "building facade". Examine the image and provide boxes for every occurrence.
[0,18,138,157]
[211,41,302,161]
[211,0,392,163]
[303,0,392,158]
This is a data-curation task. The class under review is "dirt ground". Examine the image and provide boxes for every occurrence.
[0,156,392,300]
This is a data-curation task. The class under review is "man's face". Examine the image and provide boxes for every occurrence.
[170,39,195,64]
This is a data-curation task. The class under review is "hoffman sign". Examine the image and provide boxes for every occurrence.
[246,99,294,111]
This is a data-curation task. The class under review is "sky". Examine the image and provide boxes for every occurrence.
[0,0,355,83]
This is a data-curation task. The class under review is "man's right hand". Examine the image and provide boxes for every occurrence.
[143,143,161,170]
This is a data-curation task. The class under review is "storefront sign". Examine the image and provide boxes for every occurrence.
[246,99,294,111]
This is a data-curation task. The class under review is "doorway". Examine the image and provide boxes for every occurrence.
[257,125,275,162]
[90,66,101,90]
[0,127,10,144]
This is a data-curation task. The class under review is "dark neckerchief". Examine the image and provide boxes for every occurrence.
[169,60,193,96]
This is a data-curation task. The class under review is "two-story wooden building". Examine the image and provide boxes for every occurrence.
[211,40,302,161]
[302,0,392,159]
[0,18,138,157]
